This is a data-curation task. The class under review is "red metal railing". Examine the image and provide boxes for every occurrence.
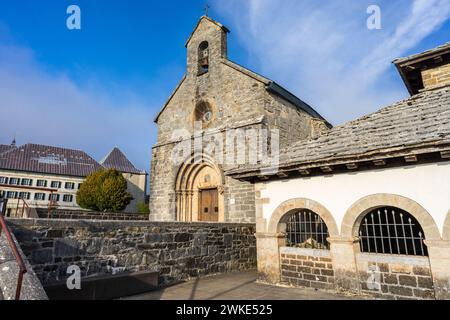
[0,201,27,300]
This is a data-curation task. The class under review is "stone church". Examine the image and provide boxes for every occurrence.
[150,16,329,223]
[150,14,450,300]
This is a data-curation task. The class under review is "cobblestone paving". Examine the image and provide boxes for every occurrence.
[123,270,362,300]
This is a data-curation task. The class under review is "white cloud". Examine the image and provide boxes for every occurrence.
[0,42,155,171]
[215,0,450,124]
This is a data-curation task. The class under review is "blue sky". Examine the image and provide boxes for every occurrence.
[1,0,450,172]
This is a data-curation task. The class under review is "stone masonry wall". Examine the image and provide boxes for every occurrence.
[357,253,435,300]
[37,208,148,221]
[422,63,450,89]
[7,219,256,287]
[280,248,335,291]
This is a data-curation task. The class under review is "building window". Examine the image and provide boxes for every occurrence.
[18,192,31,200]
[9,178,20,185]
[65,182,75,190]
[21,179,33,186]
[359,206,428,256]
[0,190,4,198]
[34,193,46,201]
[285,210,330,250]
[6,191,18,199]
[36,180,47,187]
[78,183,82,189]
[198,41,209,75]
[50,194,60,202]
[51,181,61,189]
[0,177,8,184]
[63,194,73,202]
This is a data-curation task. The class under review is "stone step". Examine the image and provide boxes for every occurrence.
[44,270,159,300]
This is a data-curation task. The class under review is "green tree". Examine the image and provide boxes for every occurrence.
[77,169,133,212]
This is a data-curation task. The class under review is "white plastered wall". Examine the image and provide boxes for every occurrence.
[258,162,450,236]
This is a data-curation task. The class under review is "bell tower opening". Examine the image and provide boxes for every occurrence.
[198,41,209,75]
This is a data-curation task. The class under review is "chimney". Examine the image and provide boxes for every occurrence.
[394,42,450,95]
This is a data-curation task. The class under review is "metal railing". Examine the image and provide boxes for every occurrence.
[0,198,28,300]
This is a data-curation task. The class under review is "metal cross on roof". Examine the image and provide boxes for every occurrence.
[204,3,210,16]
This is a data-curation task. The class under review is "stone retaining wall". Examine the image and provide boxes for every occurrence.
[280,247,334,291]
[37,209,148,221]
[7,219,256,287]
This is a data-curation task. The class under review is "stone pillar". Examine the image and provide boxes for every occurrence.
[255,233,285,284]
[424,240,450,300]
[329,237,361,293]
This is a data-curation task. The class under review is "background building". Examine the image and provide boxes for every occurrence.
[0,143,147,214]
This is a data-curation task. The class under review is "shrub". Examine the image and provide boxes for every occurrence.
[77,169,133,212]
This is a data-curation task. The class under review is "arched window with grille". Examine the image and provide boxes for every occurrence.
[358,206,428,256]
[284,209,330,250]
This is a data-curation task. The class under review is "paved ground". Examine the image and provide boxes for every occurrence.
[122,270,361,300]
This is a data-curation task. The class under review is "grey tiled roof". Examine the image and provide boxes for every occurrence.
[393,42,450,64]
[0,144,103,177]
[100,147,143,174]
[227,85,450,176]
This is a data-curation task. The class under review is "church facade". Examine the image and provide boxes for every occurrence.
[150,16,329,223]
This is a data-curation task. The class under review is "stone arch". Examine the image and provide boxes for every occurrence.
[443,210,450,240]
[341,194,441,241]
[175,153,225,222]
[268,198,339,238]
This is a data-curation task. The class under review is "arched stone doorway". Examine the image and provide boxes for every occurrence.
[175,154,224,222]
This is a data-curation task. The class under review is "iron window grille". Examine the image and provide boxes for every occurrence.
[285,210,330,250]
[359,206,428,256]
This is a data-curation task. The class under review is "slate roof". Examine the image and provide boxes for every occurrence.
[100,147,143,174]
[393,42,450,65]
[227,85,450,177]
[0,144,103,177]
